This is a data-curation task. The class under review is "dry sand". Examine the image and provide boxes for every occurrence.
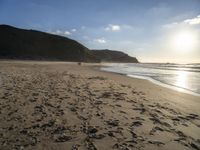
[0,61,200,150]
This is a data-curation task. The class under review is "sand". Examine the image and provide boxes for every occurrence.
[0,61,200,150]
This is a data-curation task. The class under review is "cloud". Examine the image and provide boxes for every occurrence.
[55,30,62,34]
[184,15,200,25]
[163,15,200,28]
[162,22,178,29]
[71,29,76,32]
[64,31,71,35]
[94,38,107,44]
[105,24,120,31]
[51,30,71,36]
[82,35,89,39]
[81,26,86,30]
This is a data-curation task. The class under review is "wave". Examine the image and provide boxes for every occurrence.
[101,63,200,96]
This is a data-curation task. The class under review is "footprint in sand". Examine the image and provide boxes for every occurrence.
[131,121,143,127]
[149,126,164,135]
[148,140,165,146]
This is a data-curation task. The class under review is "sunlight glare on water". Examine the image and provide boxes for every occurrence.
[101,63,200,96]
[175,70,188,92]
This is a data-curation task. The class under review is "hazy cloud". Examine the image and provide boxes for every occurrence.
[163,15,200,29]
[94,38,107,44]
[55,30,62,34]
[51,30,71,36]
[71,29,77,32]
[105,24,120,31]
[162,22,178,29]
[82,35,89,39]
[184,15,200,25]
[64,31,71,35]
[81,26,86,30]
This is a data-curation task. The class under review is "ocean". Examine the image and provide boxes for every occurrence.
[101,63,200,96]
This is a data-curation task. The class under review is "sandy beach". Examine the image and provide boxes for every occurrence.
[0,61,200,150]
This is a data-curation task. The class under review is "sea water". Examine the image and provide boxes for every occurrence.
[101,63,200,96]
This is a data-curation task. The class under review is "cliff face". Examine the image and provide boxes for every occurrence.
[0,25,138,63]
[0,25,99,62]
[92,49,139,63]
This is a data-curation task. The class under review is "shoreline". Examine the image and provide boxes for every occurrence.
[100,68,200,97]
[100,64,200,97]
[0,60,200,150]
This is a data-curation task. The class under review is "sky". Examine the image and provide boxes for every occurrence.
[0,0,200,63]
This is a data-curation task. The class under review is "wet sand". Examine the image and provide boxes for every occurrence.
[0,61,200,150]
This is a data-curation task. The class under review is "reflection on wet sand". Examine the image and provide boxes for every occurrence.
[175,70,188,92]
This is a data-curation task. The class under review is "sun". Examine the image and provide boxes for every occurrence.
[171,30,197,52]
